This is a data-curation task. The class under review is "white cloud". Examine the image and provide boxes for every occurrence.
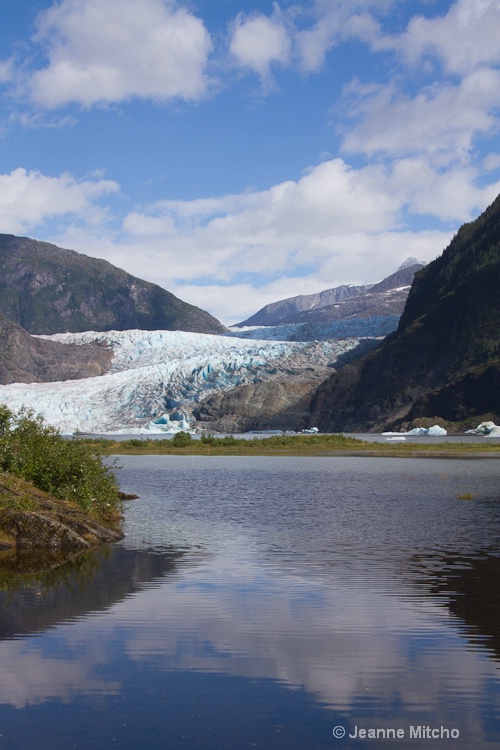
[227,1,390,78]
[29,0,213,107]
[483,153,500,171]
[9,111,78,130]
[386,157,500,221]
[294,0,392,73]
[229,12,291,80]
[0,168,119,234]
[379,0,500,75]
[120,159,403,283]
[342,69,500,162]
[0,59,14,84]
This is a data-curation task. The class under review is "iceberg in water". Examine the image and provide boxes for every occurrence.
[466,421,500,436]
[407,425,447,436]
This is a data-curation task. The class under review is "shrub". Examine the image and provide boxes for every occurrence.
[122,438,145,448]
[0,406,121,518]
[171,430,193,447]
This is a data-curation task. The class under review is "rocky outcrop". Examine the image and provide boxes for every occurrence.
[194,379,315,433]
[306,196,500,432]
[0,234,226,335]
[0,473,123,557]
[0,312,113,384]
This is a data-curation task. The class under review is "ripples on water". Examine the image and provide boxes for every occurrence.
[0,456,499,749]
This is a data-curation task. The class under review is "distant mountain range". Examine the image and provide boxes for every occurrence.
[236,259,424,329]
[0,234,226,335]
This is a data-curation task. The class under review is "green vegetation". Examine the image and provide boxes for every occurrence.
[0,406,121,518]
[171,431,193,447]
[0,473,36,512]
[79,432,500,457]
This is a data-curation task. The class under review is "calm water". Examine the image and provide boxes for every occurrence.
[1,456,500,749]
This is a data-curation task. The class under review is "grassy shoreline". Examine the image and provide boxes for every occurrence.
[83,433,500,458]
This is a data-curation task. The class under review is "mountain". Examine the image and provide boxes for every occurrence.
[0,234,226,335]
[236,283,371,327]
[0,312,112,385]
[307,197,500,431]
[235,260,424,329]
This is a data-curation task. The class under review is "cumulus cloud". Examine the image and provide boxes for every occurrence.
[295,2,386,73]
[121,159,403,281]
[29,0,213,107]
[227,1,391,78]
[378,0,500,74]
[338,1,500,174]
[229,11,291,81]
[0,168,119,234]
[342,69,500,162]
[8,0,499,325]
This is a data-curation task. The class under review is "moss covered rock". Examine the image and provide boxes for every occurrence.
[0,473,123,554]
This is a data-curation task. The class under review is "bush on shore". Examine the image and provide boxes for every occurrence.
[0,406,121,518]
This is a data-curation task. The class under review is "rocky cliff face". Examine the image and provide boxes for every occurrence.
[307,196,500,431]
[0,312,113,384]
[193,378,320,433]
[0,234,226,335]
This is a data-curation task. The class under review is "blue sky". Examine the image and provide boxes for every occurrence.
[1,0,499,325]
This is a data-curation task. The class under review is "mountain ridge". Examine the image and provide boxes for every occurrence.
[236,259,424,328]
[0,234,226,335]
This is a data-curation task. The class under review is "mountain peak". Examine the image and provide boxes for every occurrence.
[398,257,425,270]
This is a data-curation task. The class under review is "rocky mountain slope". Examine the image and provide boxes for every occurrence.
[237,283,371,327]
[0,234,225,335]
[0,312,112,384]
[236,259,423,329]
[307,196,500,431]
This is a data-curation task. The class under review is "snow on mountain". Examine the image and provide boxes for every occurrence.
[398,257,425,270]
[0,329,364,434]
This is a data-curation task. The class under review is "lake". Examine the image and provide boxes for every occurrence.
[1,456,500,749]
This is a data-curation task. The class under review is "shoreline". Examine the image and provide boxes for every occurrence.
[83,435,500,459]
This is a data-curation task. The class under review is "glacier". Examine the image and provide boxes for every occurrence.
[227,317,397,342]
[0,329,363,434]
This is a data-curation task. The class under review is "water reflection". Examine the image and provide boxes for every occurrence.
[0,544,191,639]
[0,456,499,749]
[417,549,500,661]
